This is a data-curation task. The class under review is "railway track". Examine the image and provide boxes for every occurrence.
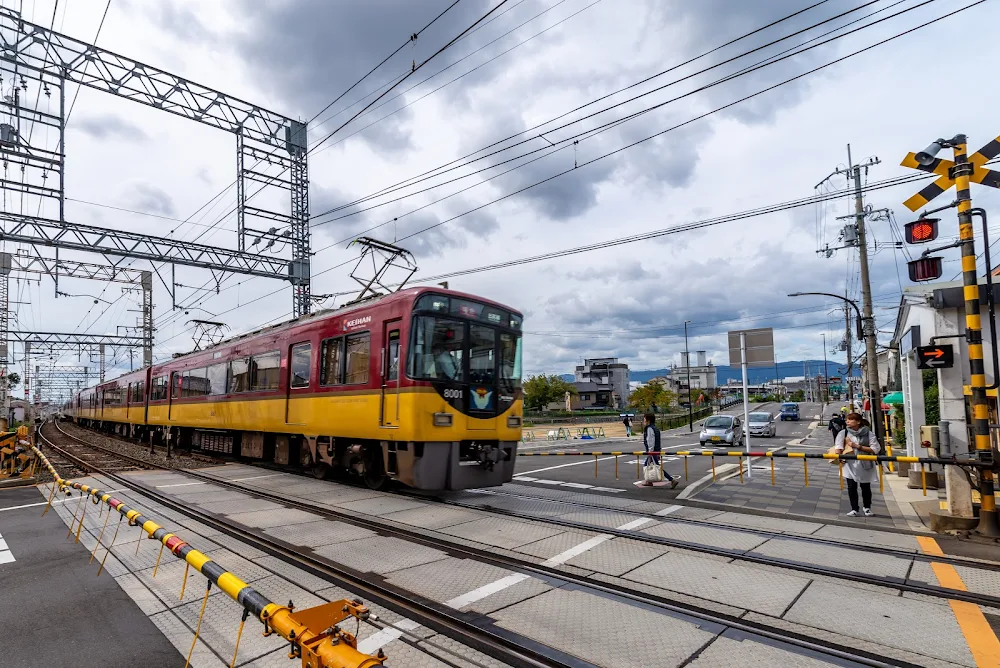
[39,422,163,476]
[48,421,906,667]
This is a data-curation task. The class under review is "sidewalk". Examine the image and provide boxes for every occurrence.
[684,422,935,532]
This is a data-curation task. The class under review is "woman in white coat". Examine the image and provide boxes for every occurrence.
[834,412,882,517]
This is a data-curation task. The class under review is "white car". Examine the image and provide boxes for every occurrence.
[699,415,744,447]
[748,411,776,438]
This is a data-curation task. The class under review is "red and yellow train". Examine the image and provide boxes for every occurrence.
[64,287,523,490]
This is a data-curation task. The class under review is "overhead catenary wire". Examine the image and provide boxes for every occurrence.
[160,0,956,332]
[148,1,984,363]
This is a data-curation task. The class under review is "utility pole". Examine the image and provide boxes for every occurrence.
[832,146,885,446]
[845,302,853,402]
[821,333,829,405]
[684,320,693,431]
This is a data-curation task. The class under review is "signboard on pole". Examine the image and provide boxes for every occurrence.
[916,344,954,369]
[728,328,775,367]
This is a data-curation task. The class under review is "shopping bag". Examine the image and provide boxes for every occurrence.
[644,463,664,483]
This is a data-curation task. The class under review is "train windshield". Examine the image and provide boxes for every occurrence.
[408,316,522,385]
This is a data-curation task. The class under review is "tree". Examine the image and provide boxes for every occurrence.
[523,375,577,410]
[5,372,19,390]
[790,389,805,402]
[629,380,676,413]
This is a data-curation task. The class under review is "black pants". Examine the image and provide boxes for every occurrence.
[846,478,872,511]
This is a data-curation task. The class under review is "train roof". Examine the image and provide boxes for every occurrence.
[78,286,521,392]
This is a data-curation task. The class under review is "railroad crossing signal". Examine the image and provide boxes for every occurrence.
[904,218,938,244]
[900,135,1000,211]
[916,344,954,370]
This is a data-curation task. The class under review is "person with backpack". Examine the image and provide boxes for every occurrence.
[834,412,882,517]
[828,413,846,442]
[642,412,678,488]
[622,414,632,438]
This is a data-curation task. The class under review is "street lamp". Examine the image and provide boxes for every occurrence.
[788,291,884,446]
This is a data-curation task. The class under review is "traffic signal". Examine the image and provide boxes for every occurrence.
[908,257,943,282]
[904,217,939,244]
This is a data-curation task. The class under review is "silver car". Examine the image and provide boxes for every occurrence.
[748,411,776,438]
[699,415,744,447]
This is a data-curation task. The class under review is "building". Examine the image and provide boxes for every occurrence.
[667,351,718,392]
[574,357,630,408]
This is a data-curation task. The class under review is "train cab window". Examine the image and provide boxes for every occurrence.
[344,334,370,384]
[469,325,496,385]
[409,317,464,381]
[500,332,522,384]
[252,351,280,391]
[230,359,250,393]
[150,375,168,401]
[321,338,342,385]
[207,363,228,395]
[387,332,400,382]
[290,343,311,388]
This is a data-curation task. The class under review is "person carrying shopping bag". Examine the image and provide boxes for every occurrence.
[642,412,678,488]
[834,412,882,517]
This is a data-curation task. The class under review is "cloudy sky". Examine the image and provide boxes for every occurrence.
[6,0,1000,397]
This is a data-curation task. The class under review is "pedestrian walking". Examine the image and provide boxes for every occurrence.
[834,412,882,517]
[642,412,678,488]
[828,413,846,442]
[622,414,632,438]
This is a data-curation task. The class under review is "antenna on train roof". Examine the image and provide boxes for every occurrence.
[188,319,229,352]
[344,237,417,306]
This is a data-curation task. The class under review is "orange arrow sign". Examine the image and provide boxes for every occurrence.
[924,348,945,359]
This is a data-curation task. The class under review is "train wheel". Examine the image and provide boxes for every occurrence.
[311,461,330,480]
[363,449,388,490]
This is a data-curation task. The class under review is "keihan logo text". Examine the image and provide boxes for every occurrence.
[344,315,372,328]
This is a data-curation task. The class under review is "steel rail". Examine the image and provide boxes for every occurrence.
[40,424,584,668]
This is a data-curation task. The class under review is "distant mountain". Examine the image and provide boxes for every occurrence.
[631,360,860,384]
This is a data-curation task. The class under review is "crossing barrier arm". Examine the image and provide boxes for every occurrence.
[31,443,384,668]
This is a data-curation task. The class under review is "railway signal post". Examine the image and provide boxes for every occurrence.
[902,133,1000,536]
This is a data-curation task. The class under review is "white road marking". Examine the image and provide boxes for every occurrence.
[533,479,565,485]
[589,487,625,493]
[617,517,655,530]
[0,489,127,513]
[655,504,682,516]
[512,476,537,482]
[0,532,12,564]
[156,481,207,489]
[445,573,532,608]
[560,482,593,489]
[230,473,284,483]
[518,456,619,475]
[356,619,422,654]
[542,535,612,566]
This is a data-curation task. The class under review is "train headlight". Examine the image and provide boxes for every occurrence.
[433,412,453,427]
[507,416,522,428]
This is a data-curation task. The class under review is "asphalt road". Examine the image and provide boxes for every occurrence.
[0,484,178,667]
[511,402,824,501]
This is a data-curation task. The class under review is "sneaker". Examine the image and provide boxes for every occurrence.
[845,510,858,517]
[863,508,874,517]
[669,479,678,489]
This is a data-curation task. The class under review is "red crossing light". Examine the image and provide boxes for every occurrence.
[907,257,943,282]
[904,218,939,244]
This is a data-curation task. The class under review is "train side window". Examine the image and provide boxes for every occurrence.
[172,373,182,399]
[183,368,210,398]
[252,351,280,391]
[230,359,250,393]
[387,331,400,381]
[150,375,168,401]
[207,363,228,395]
[290,343,311,388]
[344,333,370,385]
[320,338,343,385]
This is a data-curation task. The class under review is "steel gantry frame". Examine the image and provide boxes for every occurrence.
[0,6,312,360]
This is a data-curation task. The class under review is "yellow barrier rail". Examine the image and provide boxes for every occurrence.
[31,433,384,668]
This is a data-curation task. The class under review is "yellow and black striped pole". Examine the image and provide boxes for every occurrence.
[954,136,1000,536]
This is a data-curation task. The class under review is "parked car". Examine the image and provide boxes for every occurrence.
[699,415,744,447]
[779,402,800,421]
[748,411,776,437]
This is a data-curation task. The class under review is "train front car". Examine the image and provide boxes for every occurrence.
[389,290,523,490]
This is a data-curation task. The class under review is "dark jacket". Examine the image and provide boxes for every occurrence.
[828,416,846,436]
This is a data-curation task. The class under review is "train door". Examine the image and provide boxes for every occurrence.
[168,372,176,420]
[285,341,312,426]
[126,383,133,422]
[380,321,401,428]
